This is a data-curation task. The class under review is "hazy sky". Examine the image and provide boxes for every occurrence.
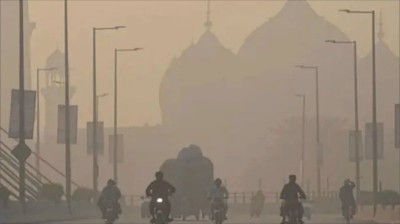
[28,0,399,128]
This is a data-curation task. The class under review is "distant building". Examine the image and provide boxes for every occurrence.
[40,0,400,193]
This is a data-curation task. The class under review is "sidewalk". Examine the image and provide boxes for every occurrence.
[0,201,98,223]
[357,206,400,224]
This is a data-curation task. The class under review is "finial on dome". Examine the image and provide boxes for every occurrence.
[378,10,384,40]
[204,0,212,29]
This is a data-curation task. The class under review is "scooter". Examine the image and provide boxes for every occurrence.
[154,197,169,224]
[104,199,118,224]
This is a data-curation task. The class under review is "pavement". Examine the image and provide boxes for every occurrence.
[45,214,380,224]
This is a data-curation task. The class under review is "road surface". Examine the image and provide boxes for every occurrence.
[46,214,378,224]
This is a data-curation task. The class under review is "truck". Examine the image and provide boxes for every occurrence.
[160,144,214,221]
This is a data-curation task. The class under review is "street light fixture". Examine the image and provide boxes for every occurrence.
[96,93,109,121]
[92,25,126,194]
[296,65,321,197]
[36,67,56,183]
[295,94,306,188]
[326,39,361,201]
[53,81,64,85]
[339,8,378,215]
[113,47,143,184]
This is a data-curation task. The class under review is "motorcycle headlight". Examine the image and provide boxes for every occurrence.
[157,198,163,203]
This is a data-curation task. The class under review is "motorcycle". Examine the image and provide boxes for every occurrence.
[211,198,226,224]
[343,204,354,224]
[154,197,169,224]
[284,201,304,224]
[104,199,118,224]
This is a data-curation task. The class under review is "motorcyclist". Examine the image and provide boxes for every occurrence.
[146,171,176,223]
[280,175,306,224]
[97,179,122,219]
[208,178,229,220]
[251,190,265,217]
[339,179,356,218]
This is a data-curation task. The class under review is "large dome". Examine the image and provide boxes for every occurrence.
[238,0,350,75]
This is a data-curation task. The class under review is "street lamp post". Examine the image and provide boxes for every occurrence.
[92,25,125,193]
[36,67,56,183]
[326,39,361,201]
[296,65,321,197]
[0,0,2,185]
[113,48,142,184]
[295,94,306,188]
[13,0,31,213]
[340,9,378,215]
[64,0,73,212]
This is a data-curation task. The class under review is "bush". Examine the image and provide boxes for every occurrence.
[39,183,64,204]
[72,187,95,202]
[0,186,11,207]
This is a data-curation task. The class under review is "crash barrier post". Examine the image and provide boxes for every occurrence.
[130,196,134,206]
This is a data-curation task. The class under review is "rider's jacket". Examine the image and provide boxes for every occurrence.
[100,185,122,201]
[208,186,229,201]
[146,180,176,199]
[339,183,355,204]
[280,182,306,202]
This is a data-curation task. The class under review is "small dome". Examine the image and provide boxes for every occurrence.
[46,48,65,76]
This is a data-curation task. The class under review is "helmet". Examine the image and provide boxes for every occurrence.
[344,179,350,186]
[214,178,222,186]
[289,175,296,183]
[107,179,116,186]
[155,171,164,180]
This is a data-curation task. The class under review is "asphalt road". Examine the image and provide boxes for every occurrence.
[46,214,378,224]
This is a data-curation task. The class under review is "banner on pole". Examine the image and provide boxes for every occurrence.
[349,130,363,162]
[57,105,78,144]
[365,122,384,160]
[8,89,36,139]
[87,121,104,155]
[108,134,124,163]
[395,104,400,148]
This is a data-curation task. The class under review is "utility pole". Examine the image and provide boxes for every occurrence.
[113,48,141,184]
[296,94,306,187]
[92,26,125,193]
[340,9,378,215]
[296,65,321,197]
[11,0,32,213]
[325,40,360,201]
[64,0,72,213]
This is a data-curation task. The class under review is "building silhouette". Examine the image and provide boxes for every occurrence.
[38,0,399,193]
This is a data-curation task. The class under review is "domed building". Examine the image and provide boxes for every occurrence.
[355,17,400,190]
[160,9,241,136]
[157,0,399,190]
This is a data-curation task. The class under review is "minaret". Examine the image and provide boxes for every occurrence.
[204,0,212,30]
[41,49,75,142]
